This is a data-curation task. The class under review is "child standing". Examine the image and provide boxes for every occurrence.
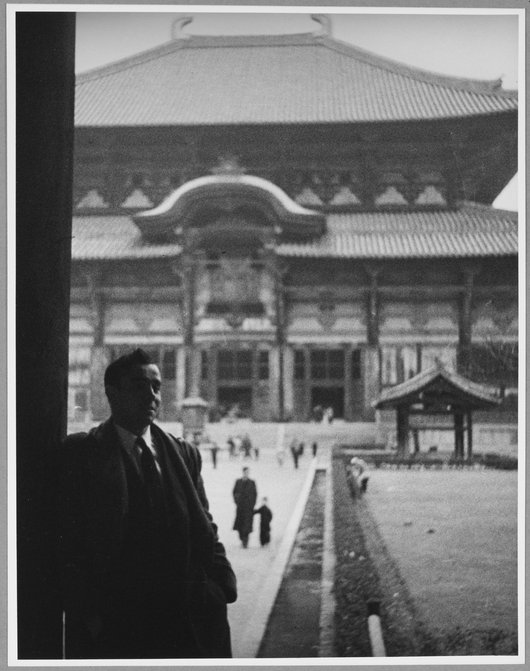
[253,497,273,547]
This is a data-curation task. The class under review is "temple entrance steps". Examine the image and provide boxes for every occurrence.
[196,420,379,452]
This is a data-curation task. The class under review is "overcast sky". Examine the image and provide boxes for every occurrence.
[74,8,521,210]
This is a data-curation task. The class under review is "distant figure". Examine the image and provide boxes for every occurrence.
[227,436,236,459]
[312,441,318,458]
[326,406,334,424]
[350,456,369,493]
[312,404,323,422]
[233,435,242,458]
[290,438,300,469]
[275,445,286,467]
[241,433,252,459]
[298,441,305,456]
[253,497,273,547]
[232,467,258,548]
[253,444,260,460]
[209,443,220,469]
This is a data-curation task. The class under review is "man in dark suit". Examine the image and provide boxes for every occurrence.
[232,467,257,548]
[58,349,237,659]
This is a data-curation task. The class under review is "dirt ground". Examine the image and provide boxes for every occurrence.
[364,468,519,637]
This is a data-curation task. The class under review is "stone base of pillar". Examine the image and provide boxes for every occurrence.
[181,397,208,439]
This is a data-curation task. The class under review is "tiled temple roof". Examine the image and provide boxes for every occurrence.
[71,217,182,260]
[76,32,517,126]
[374,362,500,409]
[278,204,518,258]
[71,204,517,261]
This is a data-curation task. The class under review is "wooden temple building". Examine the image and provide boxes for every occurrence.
[374,362,500,458]
[68,16,518,424]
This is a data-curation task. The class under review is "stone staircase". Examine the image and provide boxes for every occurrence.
[66,419,380,451]
[164,420,379,451]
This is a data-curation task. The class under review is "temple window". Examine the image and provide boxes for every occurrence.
[258,351,270,380]
[351,349,362,380]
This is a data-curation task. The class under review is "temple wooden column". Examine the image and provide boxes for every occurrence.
[179,249,199,397]
[454,410,465,460]
[343,343,354,421]
[264,246,287,421]
[466,410,473,460]
[396,405,410,456]
[457,267,477,374]
[364,265,380,420]
[283,346,295,418]
[16,12,76,658]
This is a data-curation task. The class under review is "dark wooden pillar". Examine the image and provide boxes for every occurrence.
[364,265,380,420]
[180,249,199,397]
[207,346,218,409]
[457,267,477,374]
[466,411,473,461]
[366,265,380,347]
[412,428,421,454]
[276,287,286,422]
[396,405,410,457]
[16,12,76,658]
[344,344,353,421]
[264,246,287,421]
[454,410,465,460]
[304,347,312,419]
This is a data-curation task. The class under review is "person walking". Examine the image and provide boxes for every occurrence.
[311,441,318,458]
[57,348,236,659]
[241,433,252,459]
[290,438,300,469]
[275,444,285,466]
[253,497,273,547]
[232,467,257,548]
[209,442,220,469]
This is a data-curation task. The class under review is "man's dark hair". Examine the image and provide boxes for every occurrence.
[104,348,155,388]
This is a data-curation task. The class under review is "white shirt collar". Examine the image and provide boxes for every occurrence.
[113,422,154,458]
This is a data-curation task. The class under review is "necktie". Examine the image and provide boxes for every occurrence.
[135,436,166,520]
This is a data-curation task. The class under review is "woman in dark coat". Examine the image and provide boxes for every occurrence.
[232,467,257,548]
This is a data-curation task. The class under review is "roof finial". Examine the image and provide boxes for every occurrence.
[211,154,245,175]
[311,14,331,36]
[171,16,193,40]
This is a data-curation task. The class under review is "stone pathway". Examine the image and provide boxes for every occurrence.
[199,440,316,658]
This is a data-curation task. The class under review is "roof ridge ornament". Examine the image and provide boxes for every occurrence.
[171,16,193,40]
[311,14,331,36]
[211,154,246,175]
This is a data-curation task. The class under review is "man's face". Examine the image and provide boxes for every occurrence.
[106,363,162,434]
[242,468,249,479]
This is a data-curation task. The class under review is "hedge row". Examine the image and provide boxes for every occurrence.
[332,450,518,656]
[336,447,517,470]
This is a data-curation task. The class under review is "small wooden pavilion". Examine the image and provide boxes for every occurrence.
[374,362,500,459]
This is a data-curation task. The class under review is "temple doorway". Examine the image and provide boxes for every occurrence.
[311,387,344,419]
[218,386,253,419]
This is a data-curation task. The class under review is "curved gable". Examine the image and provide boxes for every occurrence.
[132,174,326,244]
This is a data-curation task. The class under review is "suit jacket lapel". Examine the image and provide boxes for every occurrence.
[84,420,129,572]
[152,425,215,567]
